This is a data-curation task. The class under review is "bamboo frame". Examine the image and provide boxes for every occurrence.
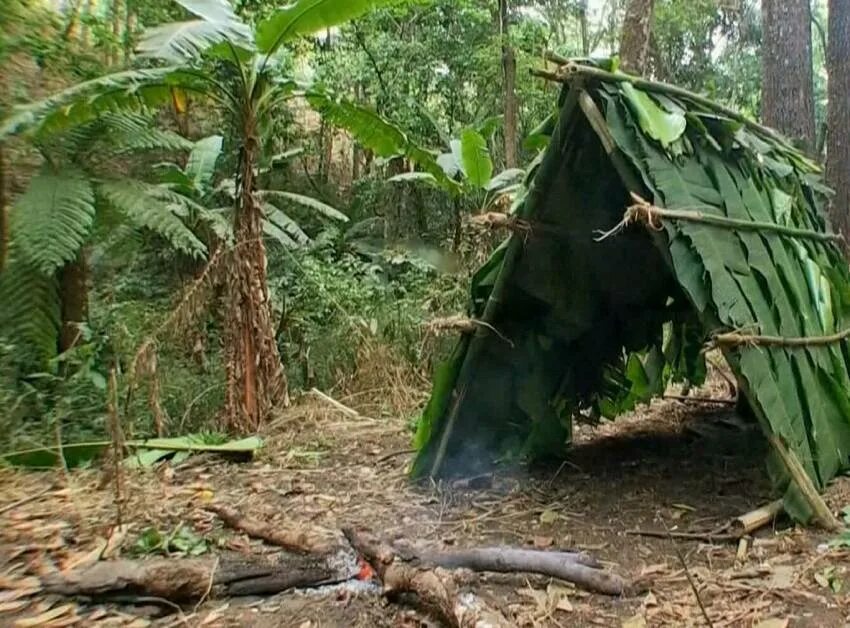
[533,59,798,152]
[712,328,850,349]
[615,194,844,244]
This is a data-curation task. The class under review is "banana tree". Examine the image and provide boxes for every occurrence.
[0,0,439,433]
[389,126,527,246]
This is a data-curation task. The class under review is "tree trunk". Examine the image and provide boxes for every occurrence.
[0,143,6,273]
[827,0,850,243]
[111,0,124,66]
[619,0,655,75]
[224,110,288,432]
[578,0,589,56]
[761,0,816,153]
[59,250,89,353]
[499,0,519,169]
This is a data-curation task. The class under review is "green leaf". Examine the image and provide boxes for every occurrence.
[0,255,60,364]
[485,168,525,192]
[0,441,109,469]
[0,67,202,140]
[137,0,252,62]
[259,190,349,223]
[185,135,223,191]
[133,435,264,453]
[620,83,686,148]
[388,172,439,185]
[256,0,406,54]
[459,128,493,189]
[98,180,208,259]
[262,204,310,248]
[11,168,96,275]
[124,448,174,468]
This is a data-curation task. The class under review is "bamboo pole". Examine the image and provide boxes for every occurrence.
[767,435,841,531]
[426,87,581,477]
[613,194,845,244]
[532,61,798,151]
[712,328,850,349]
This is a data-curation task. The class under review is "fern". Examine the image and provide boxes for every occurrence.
[11,168,96,275]
[0,254,60,365]
[97,180,208,259]
[98,114,193,153]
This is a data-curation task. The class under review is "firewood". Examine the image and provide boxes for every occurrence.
[343,528,511,628]
[205,503,343,555]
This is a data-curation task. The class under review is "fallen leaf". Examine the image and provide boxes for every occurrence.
[622,614,647,628]
[532,536,554,549]
[556,597,573,613]
[61,539,108,572]
[539,509,558,524]
[0,601,30,613]
[102,525,130,559]
[754,619,789,628]
[643,591,657,607]
[13,603,74,627]
[201,603,229,625]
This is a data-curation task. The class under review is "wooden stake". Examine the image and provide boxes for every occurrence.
[767,435,842,531]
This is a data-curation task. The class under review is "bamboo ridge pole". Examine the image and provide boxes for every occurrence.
[532,60,796,150]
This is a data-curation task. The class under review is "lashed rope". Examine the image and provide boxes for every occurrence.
[595,193,845,244]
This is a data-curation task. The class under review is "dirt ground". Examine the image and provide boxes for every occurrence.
[2,376,850,627]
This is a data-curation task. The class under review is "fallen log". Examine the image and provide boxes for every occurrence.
[344,528,511,628]
[42,553,346,600]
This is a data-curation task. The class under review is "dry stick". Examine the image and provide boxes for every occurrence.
[205,503,342,555]
[713,328,850,349]
[344,528,512,628]
[625,529,739,544]
[309,388,376,422]
[600,194,845,244]
[0,485,53,516]
[533,58,796,150]
[767,435,842,531]
[662,394,736,406]
[106,366,124,528]
[662,519,714,628]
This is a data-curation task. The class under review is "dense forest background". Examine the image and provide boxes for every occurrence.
[0,0,845,455]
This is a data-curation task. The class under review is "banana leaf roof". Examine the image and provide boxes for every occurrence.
[412,61,850,523]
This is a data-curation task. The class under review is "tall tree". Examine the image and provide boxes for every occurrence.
[827,0,850,242]
[619,0,655,74]
[499,0,518,168]
[761,0,816,152]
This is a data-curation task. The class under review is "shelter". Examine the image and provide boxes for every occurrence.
[412,60,850,524]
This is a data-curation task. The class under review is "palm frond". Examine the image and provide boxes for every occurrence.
[97,180,208,259]
[0,67,208,140]
[99,113,193,153]
[261,203,309,249]
[258,190,348,223]
[11,168,96,275]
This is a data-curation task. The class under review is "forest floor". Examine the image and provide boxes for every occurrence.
[2,373,850,627]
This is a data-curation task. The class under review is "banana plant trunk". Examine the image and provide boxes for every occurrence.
[224,108,288,432]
